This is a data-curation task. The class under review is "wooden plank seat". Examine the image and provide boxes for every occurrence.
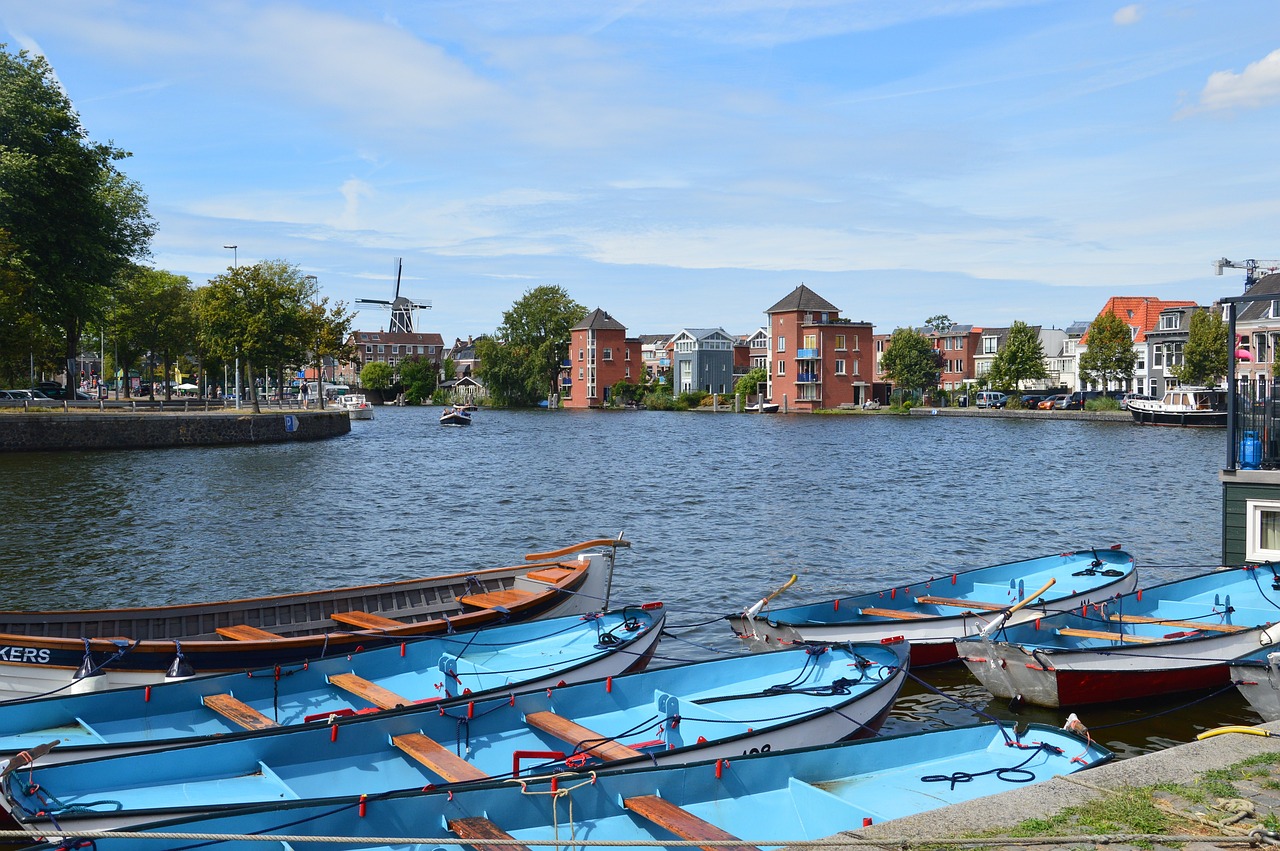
[623,795,762,851]
[524,710,644,762]
[1105,613,1247,633]
[329,610,405,631]
[203,694,278,731]
[858,606,931,620]
[524,566,575,584]
[914,595,1006,612]
[391,733,489,782]
[448,817,534,851]
[1056,627,1157,643]
[215,624,283,641]
[457,588,536,610]
[328,673,410,709]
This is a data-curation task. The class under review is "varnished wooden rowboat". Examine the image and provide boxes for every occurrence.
[0,538,627,702]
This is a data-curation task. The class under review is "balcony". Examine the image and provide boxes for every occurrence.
[796,348,820,360]
[560,377,573,387]
[796,373,819,383]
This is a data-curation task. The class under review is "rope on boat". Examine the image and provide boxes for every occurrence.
[13,829,1277,847]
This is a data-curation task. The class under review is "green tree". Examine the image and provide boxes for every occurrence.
[476,285,586,407]
[879,327,941,401]
[1079,311,1137,390]
[360,360,393,391]
[0,46,155,383]
[925,314,952,334]
[441,357,458,382]
[734,367,768,401]
[0,230,52,386]
[988,321,1047,393]
[1174,308,1228,388]
[299,283,356,409]
[398,354,438,405]
[111,268,193,399]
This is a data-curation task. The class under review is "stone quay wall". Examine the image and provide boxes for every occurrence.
[0,410,350,452]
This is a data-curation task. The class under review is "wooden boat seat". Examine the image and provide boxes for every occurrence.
[458,588,537,610]
[1056,627,1157,643]
[1105,614,1246,633]
[858,606,931,620]
[391,733,488,782]
[215,624,282,641]
[330,610,404,631]
[524,710,644,761]
[623,795,762,851]
[448,817,534,851]
[203,694,278,730]
[524,565,575,584]
[328,673,410,709]
[914,595,1005,612]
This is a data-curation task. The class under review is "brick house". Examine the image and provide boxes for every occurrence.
[1080,297,1197,392]
[346,330,445,385]
[564,309,641,408]
[765,285,874,411]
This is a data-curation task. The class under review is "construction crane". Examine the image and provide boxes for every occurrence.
[355,258,432,334]
[1214,257,1280,290]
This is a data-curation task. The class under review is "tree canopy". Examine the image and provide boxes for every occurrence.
[477,285,586,407]
[735,367,768,400]
[879,327,941,398]
[360,360,393,390]
[988,321,1047,391]
[1173,307,1228,388]
[1079,311,1137,389]
[398,354,438,405]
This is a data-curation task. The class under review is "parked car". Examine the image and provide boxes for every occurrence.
[31,384,92,400]
[1062,390,1102,410]
[975,391,1008,409]
[1120,392,1154,410]
[1039,394,1069,410]
[1020,394,1046,408]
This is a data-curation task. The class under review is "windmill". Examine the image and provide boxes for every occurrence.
[356,258,432,333]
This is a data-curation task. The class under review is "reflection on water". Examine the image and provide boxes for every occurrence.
[0,407,1248,754]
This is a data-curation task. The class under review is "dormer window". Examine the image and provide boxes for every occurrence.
[1159,314,1179,330]
[1271,299,1280,319]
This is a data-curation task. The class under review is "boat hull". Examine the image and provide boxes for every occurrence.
[30,721,1109,848]
[0,641,908,832]
[1229,650,1280,722]
[727,548,1137,665]
[0,542,622,701]
[1129,408,1226,427]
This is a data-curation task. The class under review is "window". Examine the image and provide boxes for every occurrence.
[982,336,998,354]
[377,345,385,353]
[835,359,846,375]
[625,367,631,379]
[365,345,372,354]
[944,338,953,351]
[852,359,859,376]
[835,335,846,350]
[1247,500,1280,562]
[1153,345,1164,367]
[578,368,584,379]
[625,349,631,360]
[1136,353,1146,371]
[803,334,817,349]
[1169,342,1185,367]
[578,348,584,361]
[777,361,786,375]
[1159,314,1179,330]
[603,348,613,361]
[777,337,786,352]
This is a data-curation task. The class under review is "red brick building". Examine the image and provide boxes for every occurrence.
[766,285,874,411]
[564,309,642,408]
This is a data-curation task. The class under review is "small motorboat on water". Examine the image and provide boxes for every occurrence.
[23,720,1109,848]
[440,405,472,425]
[0,641,909,832]
[337,393,374,420]
[0,538,628,701]
[727,546,1138,665]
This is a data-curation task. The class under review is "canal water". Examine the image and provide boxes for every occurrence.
[0,407,1256,757]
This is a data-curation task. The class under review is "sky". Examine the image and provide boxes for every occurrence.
[3,1,1280,341]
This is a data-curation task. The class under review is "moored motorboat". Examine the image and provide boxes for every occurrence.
[0,641,908,832]
[0,539,627,701]
[727,547,1137,665]
[338,393,374,420]
[956,564,1280,707]
[0,605,665,764]
[440,405,472,425]
[1128,386,1227,427]
[17,719,1109,848]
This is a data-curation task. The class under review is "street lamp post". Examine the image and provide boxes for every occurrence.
[224,245,240,409]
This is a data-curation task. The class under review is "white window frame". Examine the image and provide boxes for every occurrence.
[835,359,846,375]
[777,337,786,353]
[1247,499,1280,562]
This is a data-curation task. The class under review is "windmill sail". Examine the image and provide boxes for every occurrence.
[356,258,431,333]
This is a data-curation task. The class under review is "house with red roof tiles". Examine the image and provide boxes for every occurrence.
[1080,296,1198,392]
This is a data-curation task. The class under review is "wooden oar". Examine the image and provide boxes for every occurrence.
[744,574,798,619]
[979,577,1056,637]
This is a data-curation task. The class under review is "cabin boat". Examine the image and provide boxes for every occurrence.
[727,547,1138,665]
[1128,387,1227,427]
[337,393,373,419]
[0,641,908,832]
[956,564,1280,707]
[17,721,1110,849]
[0,605,665,765]
[0,539,626,701]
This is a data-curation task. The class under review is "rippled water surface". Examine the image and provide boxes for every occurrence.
[0,407,1253,755]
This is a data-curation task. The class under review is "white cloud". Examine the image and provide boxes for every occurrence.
[1197,49,1280,111]
[1113,5,1142,26]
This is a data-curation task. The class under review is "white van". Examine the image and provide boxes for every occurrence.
[975,391,1007,409]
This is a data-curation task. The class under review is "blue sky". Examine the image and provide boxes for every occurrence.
[4,1,1279,340]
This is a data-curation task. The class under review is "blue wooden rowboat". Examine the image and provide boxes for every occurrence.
[0,641,908,832]
[957,564,1280,707]
[16,720,1110,849]
[727,547,1137,665]
[0,605,665,765]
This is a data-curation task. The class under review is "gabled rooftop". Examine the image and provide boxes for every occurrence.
[1086,297,1198,343]
[765,284,839,315]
